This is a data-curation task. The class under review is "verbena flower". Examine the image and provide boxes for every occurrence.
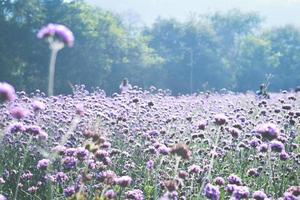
[10,106,29,119]
[146,160,154,170]
[204,183,220,200]
[37,23,74,47]
[270,140,285,152]
[115,175,132,187]
[37,159,50,170]
[63,186,76,197]
[104,189,116,199]
[0,82,16,103]
[253,190,268,200]
[125,189,144,200]
[227,174,242,185]
[256,123,279,140]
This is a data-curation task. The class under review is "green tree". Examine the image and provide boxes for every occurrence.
[263,25,300,90]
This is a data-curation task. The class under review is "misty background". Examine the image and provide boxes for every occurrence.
[1,0,300,95]
[86,0,300,27]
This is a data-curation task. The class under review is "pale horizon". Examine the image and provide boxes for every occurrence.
[86,0,300,27]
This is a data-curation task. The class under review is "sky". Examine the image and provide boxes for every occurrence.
[86,0,300,27]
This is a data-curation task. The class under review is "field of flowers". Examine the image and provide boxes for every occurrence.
[0,83,300,200]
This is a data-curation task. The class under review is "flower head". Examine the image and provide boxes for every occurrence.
[37,23,74,47]
[37,159,50,170]
[125,189,144,200]
[204,183,220,200]
[253,190,268,200]
[256,123,279,140]
[0,82,16,103]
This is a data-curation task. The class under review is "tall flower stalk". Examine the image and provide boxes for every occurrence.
[37,23,74,96]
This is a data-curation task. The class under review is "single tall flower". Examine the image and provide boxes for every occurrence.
[37,23,74,96]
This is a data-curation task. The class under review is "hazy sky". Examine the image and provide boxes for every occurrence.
[86,0,300,27]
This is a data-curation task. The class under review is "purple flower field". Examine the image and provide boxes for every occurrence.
[0,84,300,199]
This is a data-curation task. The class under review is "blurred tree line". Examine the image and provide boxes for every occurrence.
[1,0,300,95]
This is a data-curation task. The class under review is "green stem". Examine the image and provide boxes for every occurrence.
[48,48,58,96]
[199,127,221,197]
[13,136,33,200]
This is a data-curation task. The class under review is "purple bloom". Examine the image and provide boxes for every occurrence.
[7,122,25,134]
[105,189,116,199]
[270,140,285,152]
[226,184,237,194]
[0,194,7,200]
[63,186,76,197]
[32,100,45,112]
[37,23,74,47]
[253,191,268,200]
[146,160,154,170]
[37,159,50,170]
[125,189,144,200]
[0,82,16,103]
[115,175,132,187]
[204,183,220,200]
[258,143,268,153]
[54,172,69,183]
[231,186,249,199]
[214,177,225,186]
[227,174,242,185]
[25,125,42,135]
[188,164,202,174]
[256,123,279,140]
[158,145,170,155]
[62,156,77,169]
[10,106,29,119]
[214,114,228,125]
[280,151,289,161]
[75,147,89,160]
[249,138,261,148]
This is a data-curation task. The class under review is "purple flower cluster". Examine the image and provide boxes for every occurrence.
[204,183,220,200]
[37,24,74,47]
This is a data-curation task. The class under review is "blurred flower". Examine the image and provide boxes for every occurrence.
[37,159,50,170]
[231,186,249,199]
[37,23,74,47]
[54,172,69,183]
[256,123,279,140]
[104,189,116,199]
[170,143,191,160]
[115,175,132,187]
[63,186,75,197]
[204,183,220,200]
[214,177,225,186]
[280,151,290,161]
[227,174,242,185]
[0,194,6,200]
[125,189,144,200]
[32,100,46,112]
[10,106,29,119]
[214,114,228,125]
[62,156,77,169]
[270,140,285,152]
[253,190,268,200]
[188,164,202,174]
[146,160,154,170]
[7,122,25,134]
[0,82,16,103]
